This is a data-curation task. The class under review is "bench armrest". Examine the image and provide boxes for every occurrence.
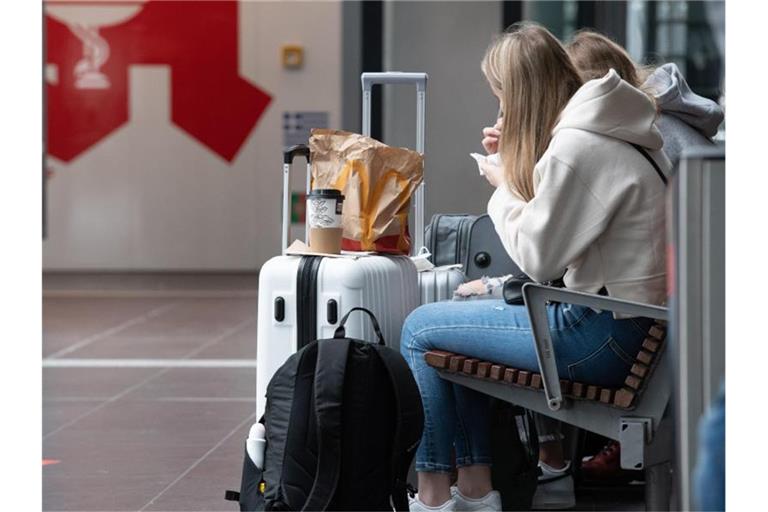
[521,283,668,411]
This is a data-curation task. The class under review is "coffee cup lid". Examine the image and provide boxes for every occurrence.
[308,189,345,200]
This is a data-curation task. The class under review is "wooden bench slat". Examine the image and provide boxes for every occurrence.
[649,324,665,340]
[625,374,643,390]
[489,364,506,380]
[642,337,662,353]
[636,350,654,366]
[586,385,601,401]
[503,368,518,384]
[448,355,466,373]
[571,382,586,398]
[631,362,649,378]
[516,370,531,386]
[476,361,492,379]
[530,374,543,389]
[560,379,572,394]
[461,358,479,374]
[614,388,636,408]
[424,351,454,369]
[599,388,615,404]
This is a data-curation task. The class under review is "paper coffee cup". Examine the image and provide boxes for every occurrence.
[307,189,345,254]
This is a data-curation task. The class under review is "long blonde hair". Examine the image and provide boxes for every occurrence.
[481,22,583,202]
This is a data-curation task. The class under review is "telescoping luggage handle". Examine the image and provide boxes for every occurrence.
[361,72,427,256]
[333,307,386,345]
[281,145,311,253]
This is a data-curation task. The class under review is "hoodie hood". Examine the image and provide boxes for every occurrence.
[642,62,724,138]
[553,69,663,150]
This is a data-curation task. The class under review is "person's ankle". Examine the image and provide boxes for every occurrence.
[418,488,452,507]
[541,459,571,474]
[456,482,493,500]
[417,471,453,507]
[539,441,566,470]
[540,458,566,470]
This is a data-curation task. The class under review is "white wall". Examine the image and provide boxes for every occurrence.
[43,1,342,270]
[383,1,502,219]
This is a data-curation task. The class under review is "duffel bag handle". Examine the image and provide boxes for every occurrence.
[333,307,386,346]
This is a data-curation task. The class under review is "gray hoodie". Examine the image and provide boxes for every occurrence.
[642,63,724,167]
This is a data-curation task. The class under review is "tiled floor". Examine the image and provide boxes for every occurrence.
[43,273,644,511]
[43,275,258,511]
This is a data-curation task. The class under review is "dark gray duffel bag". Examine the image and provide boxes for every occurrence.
[425,213,524,280]
[424,214,476,268]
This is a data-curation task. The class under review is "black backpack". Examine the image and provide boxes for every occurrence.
[227,307,423,511]
[489,400,540,510]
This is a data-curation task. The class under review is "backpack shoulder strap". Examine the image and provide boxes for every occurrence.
[301,339,350,512]
[629,142,668,185]
[372,345,424,512]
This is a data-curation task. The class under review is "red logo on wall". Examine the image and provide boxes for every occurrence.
[45,0,272,163]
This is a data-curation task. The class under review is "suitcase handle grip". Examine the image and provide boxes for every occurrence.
[333,307,386,346]
[361,72,427,92]
[283,144,310,164]
[282,145,312,252]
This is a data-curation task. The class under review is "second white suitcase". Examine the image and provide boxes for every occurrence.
[418,266,466,304]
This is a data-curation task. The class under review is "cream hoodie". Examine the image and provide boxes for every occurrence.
[487,70,671,310]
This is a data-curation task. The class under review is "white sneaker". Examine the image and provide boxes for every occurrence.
[451,487,502,511]
[409,495,456,511]
[531,461,576,510]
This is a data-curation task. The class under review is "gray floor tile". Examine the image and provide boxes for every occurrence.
[44,368,159,400]
[51,298,256,359]
[93,298,251,336]
[43,400,106,437]
[189,320,257,360]
[68,333,224,360]
[127,368,256,401]
[43,399,253,511]
[142,422,251,511]
[43,298,174,357]
[44,272,258,294]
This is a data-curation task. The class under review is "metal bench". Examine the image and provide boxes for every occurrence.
[425,284,673,510]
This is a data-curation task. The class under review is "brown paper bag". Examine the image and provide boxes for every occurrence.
[309,129,423,254]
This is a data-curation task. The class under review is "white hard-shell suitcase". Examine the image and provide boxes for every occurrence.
[419,265,465,304]
[256,250,418,418]
[256,73,429,418]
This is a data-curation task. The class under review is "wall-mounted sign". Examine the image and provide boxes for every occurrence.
[45,1,272,163]
[283,111,329,148]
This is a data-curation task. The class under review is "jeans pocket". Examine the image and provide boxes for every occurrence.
[567,337,635,388]
[560,304,593,330]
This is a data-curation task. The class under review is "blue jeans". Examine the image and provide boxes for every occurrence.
[400,299,653,473]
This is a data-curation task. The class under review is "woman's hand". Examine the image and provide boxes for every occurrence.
[479,159,504,188]
[481,117,503,154]
[454,279,487,298]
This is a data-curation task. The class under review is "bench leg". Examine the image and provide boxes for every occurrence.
[645,461,673,511]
